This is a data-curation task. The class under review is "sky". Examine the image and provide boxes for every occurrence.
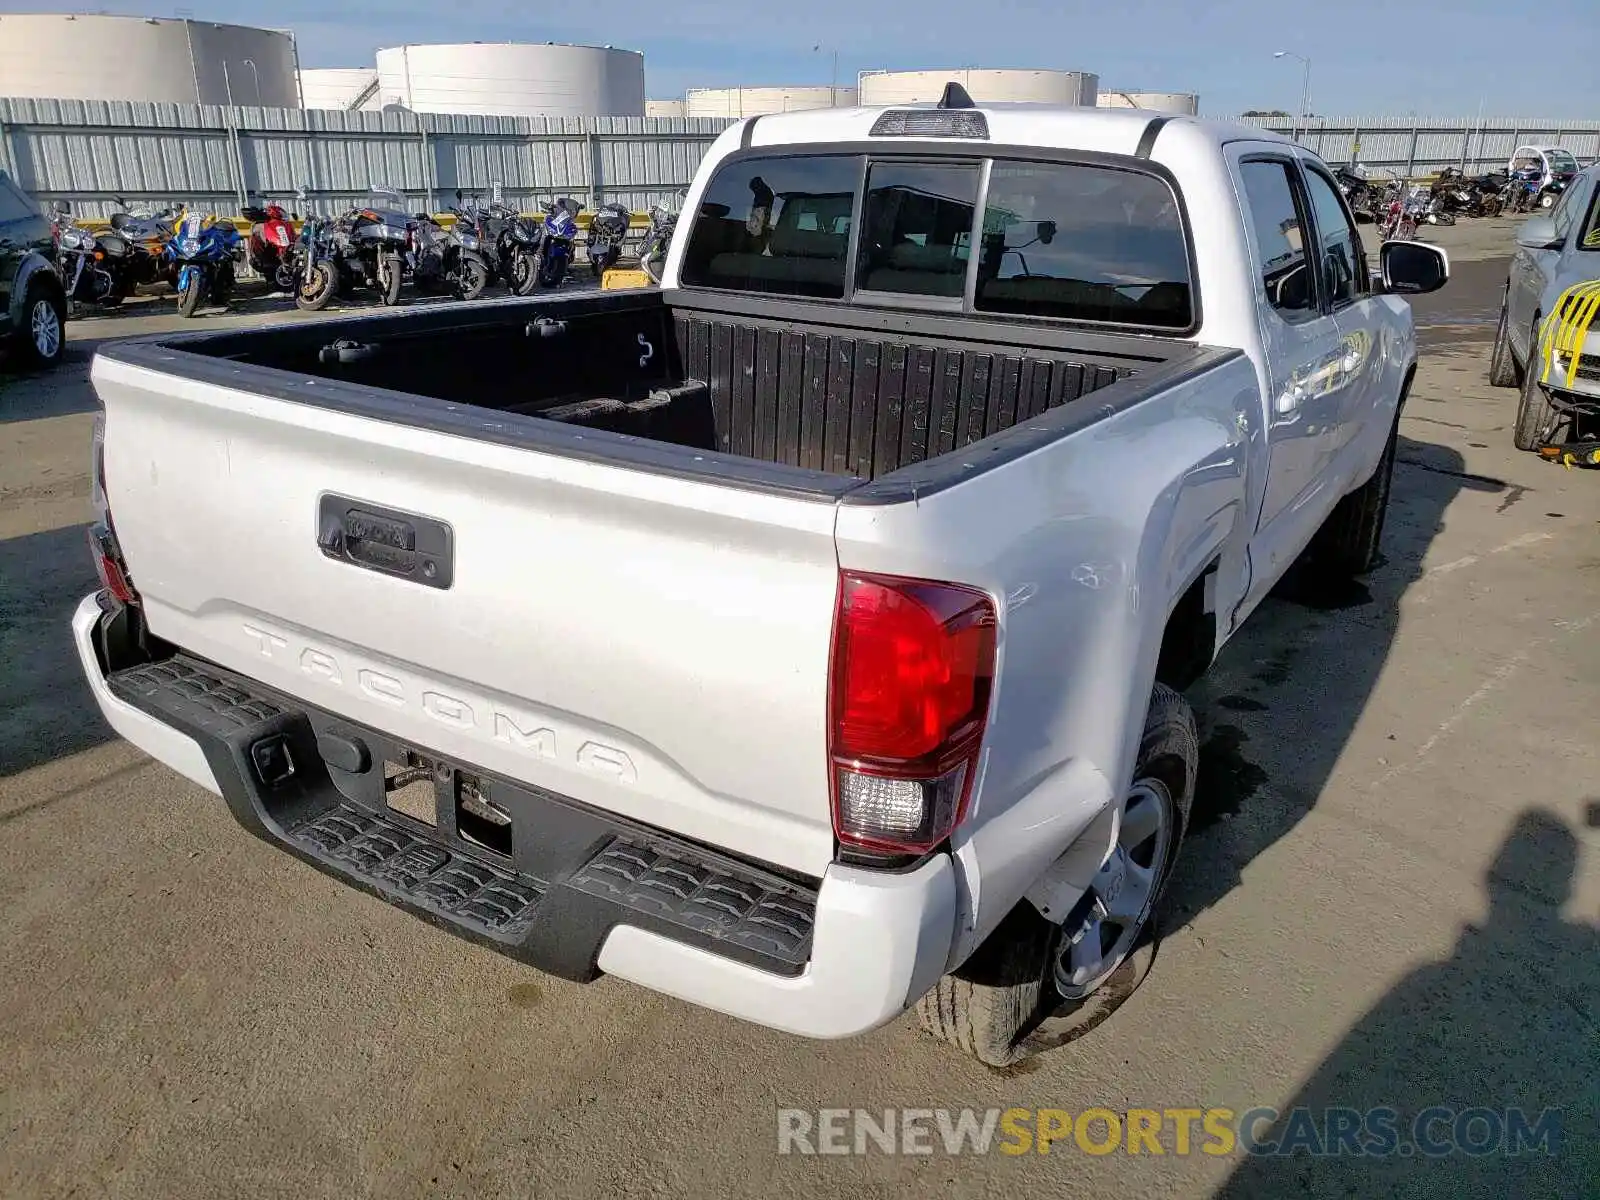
[5,0,1599,117]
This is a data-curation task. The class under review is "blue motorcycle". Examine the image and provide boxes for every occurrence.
[166,211,242,317]
[533,197,584,288]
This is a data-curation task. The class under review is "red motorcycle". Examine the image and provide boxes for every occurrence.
[242,201,297,290]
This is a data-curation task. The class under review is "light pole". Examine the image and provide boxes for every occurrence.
[1273,50,1311,120]
[812,44,839,107]
[243,57,261,105]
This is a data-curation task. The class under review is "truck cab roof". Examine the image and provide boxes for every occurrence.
[737,103,1296,158]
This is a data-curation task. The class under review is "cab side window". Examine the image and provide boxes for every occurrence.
[1239,160,1318,321]
[1302,165,1367,308]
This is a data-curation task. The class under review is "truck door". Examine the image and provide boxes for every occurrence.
[1297,157,1389,471]
[1230,150,1353,578]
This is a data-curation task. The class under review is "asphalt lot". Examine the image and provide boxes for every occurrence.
[2,218,1597,1199]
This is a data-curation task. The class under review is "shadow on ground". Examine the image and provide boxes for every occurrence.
[1165,433,1506,926]
[0,524,110,777]
[1213,808,1598,1197]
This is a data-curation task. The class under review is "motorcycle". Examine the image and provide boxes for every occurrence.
[412,208,491,300]
[108,196,181,289]
[342,187,415,306]
[1334,166,1377,223]
[242,200,298,291]
[532,197,583,288]
[50,201,140,310]
[1502,169,1543,215]
[639,193,683,283]
[164,211,242,317]
[1377,183,1423,242]
[289,193,345,312]
[586,202,631,277]
[457,192,542,295]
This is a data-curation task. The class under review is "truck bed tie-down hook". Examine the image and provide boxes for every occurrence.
[639,332,654,368]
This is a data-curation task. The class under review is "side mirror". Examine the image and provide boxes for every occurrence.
[1514,215,1562,250]
[1379,240,1449,296]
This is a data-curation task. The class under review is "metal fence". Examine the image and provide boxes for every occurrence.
[4,98,1599,220]
[1231,115,1600,178]
[0,97,736,219]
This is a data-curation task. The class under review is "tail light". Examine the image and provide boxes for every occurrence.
[828,570,997,856]
[89,415,139,607]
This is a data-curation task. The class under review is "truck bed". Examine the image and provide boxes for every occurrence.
[110,288,1225,501]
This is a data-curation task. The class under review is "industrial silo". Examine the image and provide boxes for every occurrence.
[858,69,1097,107]
[683,86,859,117]
[373,43,645,117]
[646,99,686,118]
[0,13,300,106]
[1097,90,1200,115]
[299,67,380,111]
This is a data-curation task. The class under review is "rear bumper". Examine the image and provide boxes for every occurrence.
[73,593,955,1039]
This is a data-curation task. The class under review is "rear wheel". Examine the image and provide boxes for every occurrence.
[1512,367,1559,452]
[915,684,1194,1067]
[378,252,404,306]
[1488,296,1521,388]
[17,283,66,368]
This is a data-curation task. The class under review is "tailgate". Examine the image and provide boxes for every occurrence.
[93,355,841,877]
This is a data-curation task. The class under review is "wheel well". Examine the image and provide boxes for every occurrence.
[1155,562,1217,693]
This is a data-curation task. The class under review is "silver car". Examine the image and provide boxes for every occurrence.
[1489,162,1600,450]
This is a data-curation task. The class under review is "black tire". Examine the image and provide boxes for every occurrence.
[15,281,66,369]
[915,683,1195,1067]
[294,261,339,311]
[378,253,404,306]
[1307,414,1398,578]
[453,251,489,301]
[512,252,540,297]
[210,263,234,310]
[1512,367,1559,452]
[176,272,204,318]
[1488,297,1521,388]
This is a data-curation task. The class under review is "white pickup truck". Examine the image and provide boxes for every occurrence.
[75,92,1447,1066]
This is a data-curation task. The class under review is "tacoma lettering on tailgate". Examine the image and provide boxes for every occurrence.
[240,623,639,784]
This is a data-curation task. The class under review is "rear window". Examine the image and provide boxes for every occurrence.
[679,152,1193,330]
[975,162,1191,328]
[856,161,979,298]
[677,154,859,298]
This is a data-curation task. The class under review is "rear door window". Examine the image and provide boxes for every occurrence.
[1237,160,1319,320]
[678,154,860,298]
[973,162,1193,328]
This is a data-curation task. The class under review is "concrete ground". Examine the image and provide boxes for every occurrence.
[1,216,1595,1199]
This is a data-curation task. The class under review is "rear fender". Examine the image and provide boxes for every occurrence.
[832,355,1259,965]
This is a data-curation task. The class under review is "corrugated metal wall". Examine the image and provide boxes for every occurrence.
[3,98,1598,220]
[0,97,733,218]
[1232,115,1600,176]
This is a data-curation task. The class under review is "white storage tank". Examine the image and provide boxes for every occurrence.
[300,67,380,111]
[858,69,1097,107]
[683,86,859,117]
[0,13,300,106]
[373,43,645,117]
[1097,90,1200,115]
[646,99,685,118]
